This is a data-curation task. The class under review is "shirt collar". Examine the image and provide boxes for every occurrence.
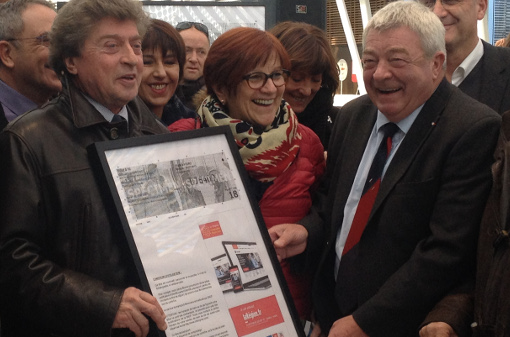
[451,39,484,86]
[376,104,423,135]
[84,95,129,123]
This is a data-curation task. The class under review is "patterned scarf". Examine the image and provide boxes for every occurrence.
[197,95,302,182]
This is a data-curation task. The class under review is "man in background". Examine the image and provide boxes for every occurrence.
[0,0,62,129]
[419,1,510,335]
[418,0,510,114]
[175,21,210,109]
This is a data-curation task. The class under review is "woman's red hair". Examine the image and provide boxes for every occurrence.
[204,27,291,96]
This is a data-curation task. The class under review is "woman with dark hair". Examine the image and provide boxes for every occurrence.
[270,21,340,149]
[138,19,195,126]
[171,27,325,321]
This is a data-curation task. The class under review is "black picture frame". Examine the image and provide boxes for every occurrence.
[89,126,305,337]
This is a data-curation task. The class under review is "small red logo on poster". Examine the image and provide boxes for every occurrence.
[296,5,307,14]
[229,296,284,336]
[199,221,223,239]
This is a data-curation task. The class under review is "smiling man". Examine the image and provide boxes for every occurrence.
[0,0,169,336]
[0,0,62,129]
[418,0,510,114]
[268,2,500,336]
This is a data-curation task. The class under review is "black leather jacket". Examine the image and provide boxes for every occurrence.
[0,80,168,337]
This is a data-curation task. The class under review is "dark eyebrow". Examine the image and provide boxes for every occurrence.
[98,34,121,40]
[98,34,142,41]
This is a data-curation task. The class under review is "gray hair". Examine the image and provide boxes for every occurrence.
[0,0,55,45]
[363,1,446,59]
[49,0,150,76]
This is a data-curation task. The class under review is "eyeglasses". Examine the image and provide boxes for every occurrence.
[418,0,462,9]
[242,70,290,90]
[6,33,50,47]
[175,22,209,39]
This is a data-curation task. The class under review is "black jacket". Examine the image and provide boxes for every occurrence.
[0,79,168,337]
[473,110,510,337]
[0,104,7,130]
[295,87,339,150]
[458,40,510,115]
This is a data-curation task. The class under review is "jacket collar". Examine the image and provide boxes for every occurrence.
[62,75,166,135]
[478,40,510,113]
[459,41,510,113]
[372,78,452,214]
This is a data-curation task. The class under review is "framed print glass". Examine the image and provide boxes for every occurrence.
[89,126,305,337]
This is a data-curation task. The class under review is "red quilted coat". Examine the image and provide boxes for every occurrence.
[259,124,325,319]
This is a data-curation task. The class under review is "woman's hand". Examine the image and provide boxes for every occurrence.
[495,38,506,47]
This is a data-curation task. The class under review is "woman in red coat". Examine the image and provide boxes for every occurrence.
[170,27,325,321]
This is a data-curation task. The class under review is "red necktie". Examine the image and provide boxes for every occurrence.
[335,122,399,315]
[342,122,399,256]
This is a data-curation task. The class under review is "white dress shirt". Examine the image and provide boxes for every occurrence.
[451,39,484,87]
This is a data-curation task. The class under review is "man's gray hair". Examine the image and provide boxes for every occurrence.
[0,0,55,44]
[49,0,150,76]
[363,1,446,59]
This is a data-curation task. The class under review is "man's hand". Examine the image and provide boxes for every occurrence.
[268,224,308,261]
[328,315,368,337]
[419,322,458,337]
[112,287,167,337]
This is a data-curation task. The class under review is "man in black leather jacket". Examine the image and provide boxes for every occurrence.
[0,0,169,336]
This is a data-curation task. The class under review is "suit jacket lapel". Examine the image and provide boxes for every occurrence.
[371,79,452,215]
[479,42,507,111]
[461,41,509,113]
[0,104,7,130]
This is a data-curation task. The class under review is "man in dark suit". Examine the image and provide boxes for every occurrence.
[268,2,501,336]
[418,0,510,114]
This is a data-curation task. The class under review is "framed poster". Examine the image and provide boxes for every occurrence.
[89,126,305,337]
